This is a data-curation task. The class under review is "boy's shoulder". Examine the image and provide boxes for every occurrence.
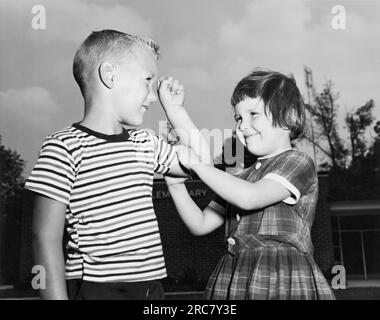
[47,125,80,140]
[128,128,167,150]
[43,125,88,150]
[43,126,162,152]
[128,128,155,141]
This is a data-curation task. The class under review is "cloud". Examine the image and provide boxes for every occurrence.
[0,86,60,115]
[0,0,379,172]
[1,0,153,44]
[167,37,213,65]
[216,0,380,121]
[0,86,62,173]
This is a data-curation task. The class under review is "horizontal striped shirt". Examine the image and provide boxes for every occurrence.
[25,123,176,282]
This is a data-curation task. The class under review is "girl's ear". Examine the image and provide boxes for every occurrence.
[99,61,115,89]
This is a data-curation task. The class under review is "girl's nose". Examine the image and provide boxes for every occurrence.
[239,120,249,131]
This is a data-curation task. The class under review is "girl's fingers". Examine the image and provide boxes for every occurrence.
[157,77,165,89]
[158,77,173,90]
[177,84,185,93]
[158,76,184,95]
[172,80,180,92]
[167,77,174,90]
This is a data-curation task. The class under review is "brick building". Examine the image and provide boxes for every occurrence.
[153,174,335,289]
[330,200,380,279]
[14,174,334,289]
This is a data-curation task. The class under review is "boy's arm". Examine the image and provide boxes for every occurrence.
[158,77,212,167]
[32,195,68,300]
[167,183,224,235]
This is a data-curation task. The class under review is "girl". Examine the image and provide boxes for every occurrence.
[166,70,336,300]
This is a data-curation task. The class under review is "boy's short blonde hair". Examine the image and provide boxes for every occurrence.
[73,29,160,96]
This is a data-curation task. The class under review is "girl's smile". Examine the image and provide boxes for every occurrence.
[234,97,291,158]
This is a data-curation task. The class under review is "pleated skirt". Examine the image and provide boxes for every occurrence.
[205,246,336,300]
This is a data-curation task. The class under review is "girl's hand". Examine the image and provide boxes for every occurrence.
[164,174,188,187]
[157,77,185,111]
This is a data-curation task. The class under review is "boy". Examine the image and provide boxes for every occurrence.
[25,30,210,300]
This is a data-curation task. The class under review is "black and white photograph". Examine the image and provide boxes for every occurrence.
[0,0,380,307]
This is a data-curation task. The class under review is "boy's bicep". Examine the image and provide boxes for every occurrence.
[32,194,66,240]
[152,135,177,175]
[166,154,188,177]
[152,135,188,176]
[25,137,75,205]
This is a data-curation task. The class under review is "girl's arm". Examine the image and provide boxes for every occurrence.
[158,77,212,165]
[191,163,291,211]
[167,183,224,236]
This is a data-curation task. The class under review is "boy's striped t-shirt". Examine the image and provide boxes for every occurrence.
[25,123,176,282]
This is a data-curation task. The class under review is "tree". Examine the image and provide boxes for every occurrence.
[0,135,25,284]
[365,120,380,174]
[0,135,25,198]
[345,100,375,171]
[303,70,379,200]
[372,120,380,166]
[304,80,348,170]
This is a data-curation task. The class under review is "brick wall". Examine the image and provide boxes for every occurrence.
[153,180,224,285]
[17,174,334,286]
[311,174,335,274]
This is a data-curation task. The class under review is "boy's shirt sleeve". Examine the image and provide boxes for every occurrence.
[152,135,176,175]
[24,137,75,205]
[262,152,317,205]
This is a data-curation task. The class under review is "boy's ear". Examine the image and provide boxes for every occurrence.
[99,61,115,89]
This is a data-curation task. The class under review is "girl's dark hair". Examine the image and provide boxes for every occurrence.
[231,69,305,140]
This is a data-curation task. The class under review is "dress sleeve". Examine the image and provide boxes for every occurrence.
[262,152,317,205]
[152,135,176,175]
[24,137,75,205]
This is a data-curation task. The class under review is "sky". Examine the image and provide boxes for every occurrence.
[0,0,379,174]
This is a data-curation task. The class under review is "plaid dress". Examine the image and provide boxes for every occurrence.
[205,150,335,300]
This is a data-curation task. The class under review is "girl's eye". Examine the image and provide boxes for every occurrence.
[250,112,258,117]
[234,116,241,122]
